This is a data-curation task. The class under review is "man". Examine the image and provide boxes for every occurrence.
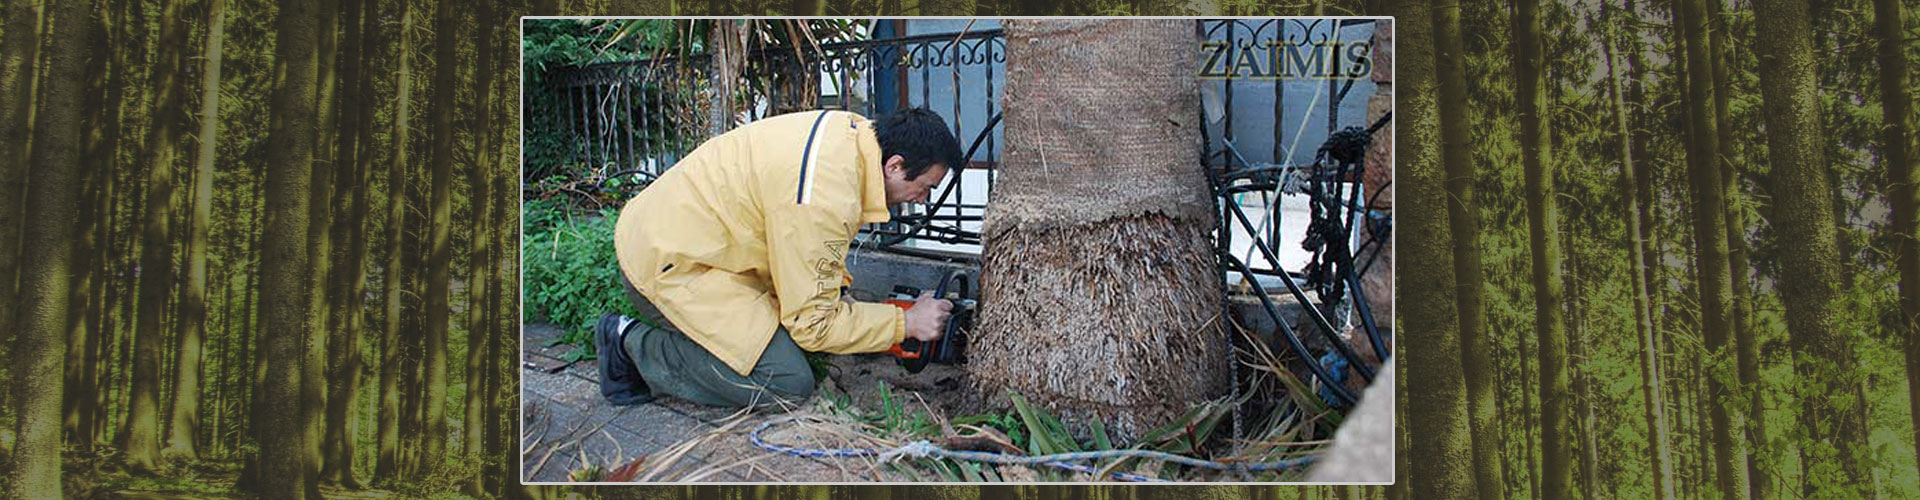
[596,108,964,409]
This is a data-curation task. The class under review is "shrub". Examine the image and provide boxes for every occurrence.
[522,199,635,358]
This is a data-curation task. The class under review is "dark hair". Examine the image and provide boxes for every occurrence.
[874,108,964,181]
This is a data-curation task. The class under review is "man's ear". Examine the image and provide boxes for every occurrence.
[883,154,906,174]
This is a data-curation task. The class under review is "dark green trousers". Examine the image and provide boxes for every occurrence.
[619,276,815,408]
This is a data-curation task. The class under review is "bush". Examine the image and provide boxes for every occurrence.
[522,199,636,358]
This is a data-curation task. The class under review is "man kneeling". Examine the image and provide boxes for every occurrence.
[597,108,962,409]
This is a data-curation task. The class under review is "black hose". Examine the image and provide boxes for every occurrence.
[1220,253,1358,406]
[1222,196,1375,383]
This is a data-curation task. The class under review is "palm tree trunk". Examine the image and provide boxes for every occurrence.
[972,19,1224,440]
[1752,0,1868,496]
[1433,3,1501,498]
[5,0,88,496]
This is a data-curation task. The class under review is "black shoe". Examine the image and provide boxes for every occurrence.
[596,313,655,405]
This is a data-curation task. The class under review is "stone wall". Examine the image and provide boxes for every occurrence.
[1361,20,1395,334]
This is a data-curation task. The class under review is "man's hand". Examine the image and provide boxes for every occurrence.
[903,291,953,342]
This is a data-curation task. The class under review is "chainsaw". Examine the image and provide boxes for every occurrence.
[880,270,974,373]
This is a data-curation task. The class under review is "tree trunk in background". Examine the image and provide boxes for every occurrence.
[401,201,427,477]
[5,0,86,496]
[257,0,319,492]
[0,0,43,357]
[319,0,358,485]
[63,3,114,449]
[972,19,1224,440]
[86,1,132,449]
[329,0,375,486]
[299,0,340,491]
[125,0,189,473]
[1433,3,1501,499]
[1753,0,1868,497]
[1677,0,1746,496]
[1667,11,1698,494]
[1704,1,1760,497]
[1604,6,1674,497]
[161,0,226,463]
[236,145,269,490]
[375,0,414,481]
[1398,1,1477,497]
[708,20,744,137]
[422,0,462,470]
[1626,7,1676,497]
[1874,0,1920,485]
[462,2,497,494]
[321,0,370,487]
[1513,0,1571,497]
[788,0,823,15]
[491,83,521,497]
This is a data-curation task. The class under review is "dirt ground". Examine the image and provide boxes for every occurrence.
[820,353,979,418]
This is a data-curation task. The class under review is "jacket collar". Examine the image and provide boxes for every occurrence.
[855,117,891,224]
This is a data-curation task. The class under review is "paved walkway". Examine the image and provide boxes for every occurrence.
[520,323,894,483]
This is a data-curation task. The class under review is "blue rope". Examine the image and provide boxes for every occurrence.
[748,418,1318,482]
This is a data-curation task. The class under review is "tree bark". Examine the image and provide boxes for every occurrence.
[1513,0,1571,497]
[1603,5,1675,497]
[319,0,367,487]
[85,2,132,448]
[62,3,113,448]
[972,19,1224,440]
[1753,0,1868,497]
[375,0,415,480]
[124,0,190,473]
[298,0,339,491]
[462,2,497,494]
[0,0,43,350]
[420,0,461,471]
[1704,1,1758,497]
[708,20,745,137]
[1874,0,1920,486]
[160,0,226,463]
[1398,2,1478,497]
[1673,0,1743,495]
[1433,3,1501,499]
[257,0,320,496]
[5,0,87,496]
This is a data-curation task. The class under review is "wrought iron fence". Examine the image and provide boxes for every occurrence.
[538,20,1382,262]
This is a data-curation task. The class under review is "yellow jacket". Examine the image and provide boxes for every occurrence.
[614,110,906,376]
